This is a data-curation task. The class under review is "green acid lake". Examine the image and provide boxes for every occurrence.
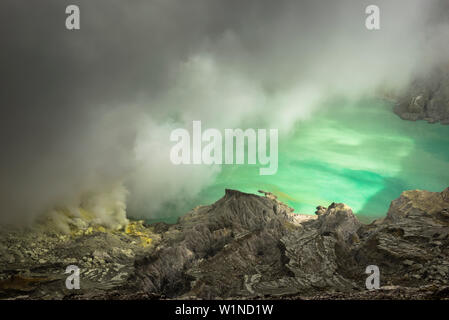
[149,100,449,223]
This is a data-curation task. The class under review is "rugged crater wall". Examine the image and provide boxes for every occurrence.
[125,187,449,299]
[1,188,449,300]
[395,67,449,124]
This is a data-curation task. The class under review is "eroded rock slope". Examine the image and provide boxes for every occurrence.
[1,188,449,300]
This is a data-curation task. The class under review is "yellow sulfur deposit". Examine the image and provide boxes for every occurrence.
[125,221,153,248]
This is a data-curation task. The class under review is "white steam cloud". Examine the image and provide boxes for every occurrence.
[0,0,448,226]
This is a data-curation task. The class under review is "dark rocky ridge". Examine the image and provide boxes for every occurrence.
[1,188,449,300]
[395,66,449,124]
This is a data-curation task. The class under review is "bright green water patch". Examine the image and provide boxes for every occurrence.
[146,99,449,223]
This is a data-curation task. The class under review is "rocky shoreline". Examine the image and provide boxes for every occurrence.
[1,187,449,300]
[394,66,449,124]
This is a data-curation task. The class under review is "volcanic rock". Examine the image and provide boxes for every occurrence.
[395,66,449,124]
[1,187,449,300]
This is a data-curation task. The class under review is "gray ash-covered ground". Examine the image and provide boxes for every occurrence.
[0,220,160,299]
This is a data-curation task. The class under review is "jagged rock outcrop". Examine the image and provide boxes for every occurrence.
[119,187,449,299]
[355,187,449,290]
[1,187,449,300]
[395,66,449,124]
[126,188,449,300]
[257,203,361,296]
[130,189,304,299]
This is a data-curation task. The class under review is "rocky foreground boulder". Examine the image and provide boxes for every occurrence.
[1,188,449,300]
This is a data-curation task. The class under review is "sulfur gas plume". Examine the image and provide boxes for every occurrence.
[0,0,448,226]
[39,184,129,233]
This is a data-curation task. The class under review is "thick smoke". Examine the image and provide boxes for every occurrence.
[0,0,448,225]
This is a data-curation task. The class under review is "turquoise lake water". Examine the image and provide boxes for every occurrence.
[148,100,449,223]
